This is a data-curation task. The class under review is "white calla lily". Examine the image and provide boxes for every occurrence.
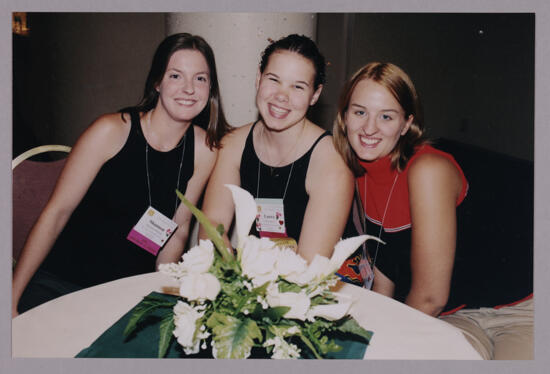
[328,235,383,274]
[225,184,258,249]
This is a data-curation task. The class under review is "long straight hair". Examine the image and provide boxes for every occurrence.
[121,33,232,149]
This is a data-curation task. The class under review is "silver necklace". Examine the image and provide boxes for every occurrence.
[144,113,187,216]
[363,171,399,268]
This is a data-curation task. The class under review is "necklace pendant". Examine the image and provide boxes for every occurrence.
[270,167,279,178]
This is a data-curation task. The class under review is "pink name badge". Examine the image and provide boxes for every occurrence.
[127,206,178,256]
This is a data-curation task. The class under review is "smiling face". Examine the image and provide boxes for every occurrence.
[156,49,210,123]
[255,50,322,132]
[345,79,413,162]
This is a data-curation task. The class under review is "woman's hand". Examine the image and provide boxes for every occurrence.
[406,153,463,316]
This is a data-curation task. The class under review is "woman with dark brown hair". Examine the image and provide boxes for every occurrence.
[12,33,232,316]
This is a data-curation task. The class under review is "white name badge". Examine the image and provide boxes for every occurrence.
[255,198,287,238]
[359,256,375,290]
[127,206,178,256]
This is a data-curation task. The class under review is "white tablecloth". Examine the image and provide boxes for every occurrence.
[12,272,481,359]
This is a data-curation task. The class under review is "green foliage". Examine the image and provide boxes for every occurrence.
[158,310,175,358]
[335,317,373,343]
[206,312,262,358]
[123,296,176,338]
[277,279,302,293]
[176,189,232,263]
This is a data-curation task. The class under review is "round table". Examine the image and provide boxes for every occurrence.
[12,272,482,359]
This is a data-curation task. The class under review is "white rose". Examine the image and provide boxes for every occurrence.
[240,236,279,287]
[173,301,203,351]
[276,248,308,285]
[179,272,221,301]
[266,283,310,321]
[158,262,187,279]
[298,254,332,284]
[181,240,215,274]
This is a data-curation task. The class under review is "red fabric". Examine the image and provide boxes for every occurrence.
[12,159,66,261]
[357,145,469,231]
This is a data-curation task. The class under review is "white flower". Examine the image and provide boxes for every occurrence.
[181,239,215,274]
[158,262,187,279]
[263,336,301,359]
[328,235,383,274]
[240,236,279,287]
[179,272,221,301]
[265,283,310,321]
[307,292,354,322]
[173,301,203,353]
[276,248,308,285]
[225,184,257,249]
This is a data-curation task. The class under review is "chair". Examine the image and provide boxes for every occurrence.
[12,145,71,264]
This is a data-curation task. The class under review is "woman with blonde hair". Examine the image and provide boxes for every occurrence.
[333,62,468,316]
[333,62,533,360]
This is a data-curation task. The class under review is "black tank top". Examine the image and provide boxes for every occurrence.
[41,109,195,287]
[240,122,330,241]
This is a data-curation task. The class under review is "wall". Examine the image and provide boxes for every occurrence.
[13,13,165,157]
[13,13,534,162]
[316,13,534,161]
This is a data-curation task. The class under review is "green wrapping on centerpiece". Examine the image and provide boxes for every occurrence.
[76,292,371,359]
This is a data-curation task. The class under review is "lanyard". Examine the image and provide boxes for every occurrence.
[362,171,399,268]
[256,159,294,200]
[145,133,186,217]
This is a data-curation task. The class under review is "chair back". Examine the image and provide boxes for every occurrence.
[12,145,71,263]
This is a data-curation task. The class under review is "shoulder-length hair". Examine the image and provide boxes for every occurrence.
[333,62,427,176]
[121,33,232,149]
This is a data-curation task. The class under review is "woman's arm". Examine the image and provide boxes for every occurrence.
[406,153,463,316]
[12,113,130,317]
[156,126,217,266]
[198,125,250,247]
[300,136,355,262]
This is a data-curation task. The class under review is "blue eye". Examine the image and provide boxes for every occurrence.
[354,110,365,116]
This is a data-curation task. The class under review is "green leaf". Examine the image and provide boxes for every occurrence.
[216,224,225,236]
[176,189,232,262]
[266,306,291,321]
[297,333,323,359]
[158,310,175,358]
[335,317,373,343]
[124,300,170,337]
[278,280,302,293]
[310,294,337,307]
[206,312,262,359]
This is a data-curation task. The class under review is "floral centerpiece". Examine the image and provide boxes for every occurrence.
[124,185,382,359]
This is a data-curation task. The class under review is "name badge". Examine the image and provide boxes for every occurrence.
[358,251,375,290]
[255,198,288,239]
[127,206,178,256]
